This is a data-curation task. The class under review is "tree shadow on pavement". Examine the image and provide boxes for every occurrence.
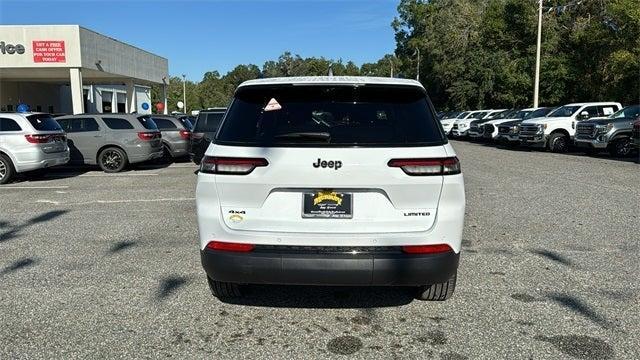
[547,292,616,330]
[218,285,415,309]
[0,209,69,242]
[0,257,38,276]
[156,275,192,300]
[531,249,574,267]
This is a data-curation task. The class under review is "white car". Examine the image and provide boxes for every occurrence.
[451,110,489,137]
[0,112,70,184]
[440,117,457,135]
[467,109,508,139]
[519,102,622,152]
[481,108,541,140]
[196,76,465,300]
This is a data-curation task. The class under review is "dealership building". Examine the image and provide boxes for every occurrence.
[0,25,168,115]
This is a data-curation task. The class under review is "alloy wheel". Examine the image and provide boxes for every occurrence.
[554,136,567,152]
[101,150,123,171]
[0,159,6,180]
[616,139,631,156]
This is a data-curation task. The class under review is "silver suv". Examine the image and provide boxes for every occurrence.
[143,115,192,162]
[55,114,162,172]
[574,105,640,157]
[0,113,69,184]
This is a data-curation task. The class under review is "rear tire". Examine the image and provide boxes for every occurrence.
[548,133,569,153]
[207,277,242,299]
[98,147,128,173]
[416,273,457,301]
[0,154,16,185]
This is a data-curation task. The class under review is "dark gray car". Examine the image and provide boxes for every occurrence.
[189,108,226,164]
[145,115,192,162]
[574,105,640,156]
[55,114,163,172]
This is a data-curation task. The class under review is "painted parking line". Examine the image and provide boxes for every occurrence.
[0,185,70,190]
[78,173,159,177]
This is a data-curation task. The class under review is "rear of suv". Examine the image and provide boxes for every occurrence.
[196,77,465,301]
[0,113,69,184]
[144,115,192,162]
[55,114,162,172]
[189,108,226,164]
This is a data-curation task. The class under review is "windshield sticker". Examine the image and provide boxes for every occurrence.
[264,98,282,112]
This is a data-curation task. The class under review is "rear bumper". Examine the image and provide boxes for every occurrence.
[201,247,459,286]
[129,148,163,163]
[14,149,70,173]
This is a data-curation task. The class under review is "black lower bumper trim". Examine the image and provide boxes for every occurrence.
[201,247,459,286]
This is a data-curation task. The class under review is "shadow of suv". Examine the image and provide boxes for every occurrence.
[55,114,162,172]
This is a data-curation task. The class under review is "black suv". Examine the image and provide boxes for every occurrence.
[189,108,226,164]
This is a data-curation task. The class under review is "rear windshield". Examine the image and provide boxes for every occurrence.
[137,116,158,130]
[27,114,62,131]
[194,112,225,132]
[216,85,444,147]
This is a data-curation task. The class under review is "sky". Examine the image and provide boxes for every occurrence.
[0,0,398,81]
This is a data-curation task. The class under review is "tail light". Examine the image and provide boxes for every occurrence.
[191,132,204,140]
[138,132,160,141]
[402,244,453,254]
[200,156,268,175]
[25,134,52,143]
[179,130,191,140]
[206,241,255,252]
[388,157,461,176]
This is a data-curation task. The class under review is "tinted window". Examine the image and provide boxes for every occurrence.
[58,118,100,133]
[611,105,640,119]
[194,112,225,132]
[153,118,178,130]
[548,106,581,117]
[582,106,599,118]
[179,117,194,130]
[216,85,443,147]
[137,116,158,130]
[525,107,552,119]
[0,118,22,132]
[26,114,62,131]
[103,117,134,130]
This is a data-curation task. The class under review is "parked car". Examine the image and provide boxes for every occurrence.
[144,115,192,162]
[519,102,622,152]
[451,110,491,138]
[441,111,468,136]
[175,115,195,131]
[196,76,465,300]
[55,114,162,172]
[574,105,640,157]
[495,107,555,147]
[633,119,640,152]
[481,108,540,141]
[467,109,510,139]
[0,113,69,184]
[190,107,226,164]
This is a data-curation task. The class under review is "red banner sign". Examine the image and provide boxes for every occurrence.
[32,40,66,63]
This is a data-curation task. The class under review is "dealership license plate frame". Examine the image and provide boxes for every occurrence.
[302,190,353,219]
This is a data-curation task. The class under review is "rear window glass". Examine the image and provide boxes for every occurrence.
[179,117,195,130]
[194,112,225,132]
[137,116,158,130]
[216,85,443,147]
[0,118,22,131]
[152,118,178,130]
[27,114,62,131]
[103,117,134,130]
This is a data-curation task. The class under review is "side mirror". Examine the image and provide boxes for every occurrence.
[578,111,590,120]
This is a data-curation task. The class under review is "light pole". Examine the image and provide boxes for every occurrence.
[182,74,187,114]
[533,0,542,108]
[415,48,421,82]
[388,58,394,78]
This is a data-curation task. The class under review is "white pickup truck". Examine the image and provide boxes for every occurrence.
[518,102,622,152]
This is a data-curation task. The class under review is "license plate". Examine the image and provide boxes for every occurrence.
[303,190,352,219]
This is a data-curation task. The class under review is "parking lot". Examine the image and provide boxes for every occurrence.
[0,141,638,359]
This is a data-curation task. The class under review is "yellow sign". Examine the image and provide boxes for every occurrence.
[313,191,342,206]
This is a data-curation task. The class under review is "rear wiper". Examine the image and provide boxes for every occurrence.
[273,132,331,142]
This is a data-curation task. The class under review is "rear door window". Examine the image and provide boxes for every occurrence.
[26,114,62,131]
[0,118,22,132]
[194,112,225,132]
[58,118,100,132]
[152,118,178,130]
[216,85,443,147]
[103,117,134,130]
[137,116,158,130]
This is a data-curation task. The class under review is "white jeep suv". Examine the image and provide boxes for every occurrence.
[196,76,465,301]
[519,102,622,152]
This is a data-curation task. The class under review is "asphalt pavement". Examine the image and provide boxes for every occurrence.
[0,142,638,359]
